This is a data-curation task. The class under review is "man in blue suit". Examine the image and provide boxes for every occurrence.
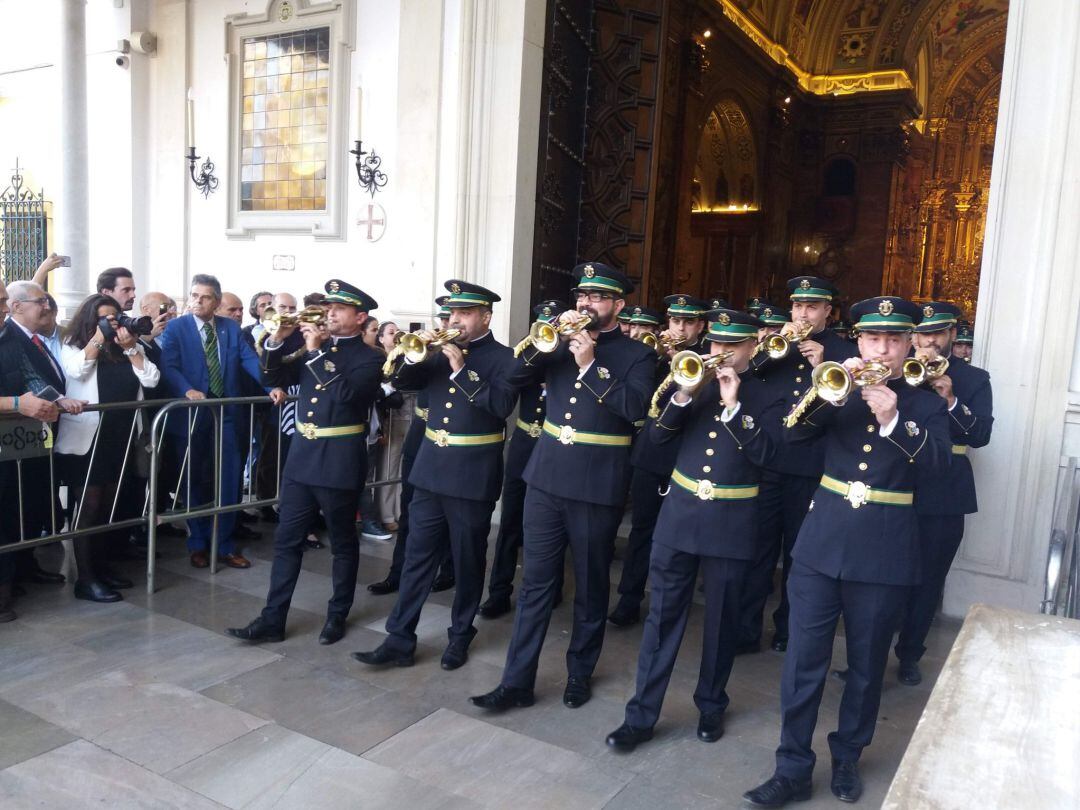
[158,274,284,569]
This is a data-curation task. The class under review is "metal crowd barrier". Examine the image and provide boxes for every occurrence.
[1,394,407,597]
[1043,456,1080,618]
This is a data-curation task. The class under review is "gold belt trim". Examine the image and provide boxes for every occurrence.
[295,422,366,440]
[820,474,913,509]
[515,419,543,439]
[952,444,968,455]
[542,420,632,447]
[670,469,759,501]
[415,406,429,421]
[424,427,504,448]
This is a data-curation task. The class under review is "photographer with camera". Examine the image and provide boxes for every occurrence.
[55,294,160,602]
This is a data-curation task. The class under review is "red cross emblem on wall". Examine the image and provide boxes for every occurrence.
[358,203,386,242]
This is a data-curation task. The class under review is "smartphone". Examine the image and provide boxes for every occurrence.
[159,303,169,315]
[57,255,72,267]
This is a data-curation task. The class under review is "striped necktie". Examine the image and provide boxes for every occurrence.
[202,322,224,397]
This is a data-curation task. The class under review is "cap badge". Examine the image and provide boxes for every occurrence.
[583,264,595,278]
[711,299,723,308]
[450,282,461,294]
[878,299,895,317]
[677,296,687,306]
[634,307,642,315]
[542,306,552,316]
[923,305,935,318]
[763,307,773,318]
[329,281,340,292]
[718,313,731,326]
[800,279,811,290]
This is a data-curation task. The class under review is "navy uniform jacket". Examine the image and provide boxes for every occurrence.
[512,327,656,507]
[402,387,429,460]
[506,382,546,480]
[753,328,858,478]
[649,373,784,558]
[261,334,383,490]
[631,347,687,478]
[396,332,516,503]
[915,359,993,515]
[787,379,951,586]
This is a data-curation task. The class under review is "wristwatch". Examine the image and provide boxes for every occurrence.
[91,340,105,351]
[123,347,139,357]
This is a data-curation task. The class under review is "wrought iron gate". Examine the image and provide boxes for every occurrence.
[0,160,49,282]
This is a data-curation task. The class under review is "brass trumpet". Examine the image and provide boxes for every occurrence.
[261,306,327,331]
[512,312,595,358]
[752,321,813,360]
[647,349,733,417]
[638,332,688,355]
[382,328,462,376]
[783,360,891,428]
[902,355,949,387]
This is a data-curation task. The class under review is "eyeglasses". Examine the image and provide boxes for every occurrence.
[17,296,50,307]
[575,291,613,304]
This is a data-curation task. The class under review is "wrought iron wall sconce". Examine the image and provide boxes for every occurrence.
[350,140,388,197]
[186,146,219,198]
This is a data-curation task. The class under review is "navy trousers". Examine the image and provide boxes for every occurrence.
[738,473,817,645]
[894,514,965,664]
[625,543,747,729]
[261,479,360,626]
[501,486,623,690]
[386,443,451,586]
[176,413,240,555]
[485,433,534,602]
[775,562,909,779]
[383,487,495,653]
[614,467,666,610]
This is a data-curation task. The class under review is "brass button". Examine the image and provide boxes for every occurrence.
[307,411,314,417]
[863,444,872,453]
[310,397,318,403]
[536,407,542,413]
[793,390,800,396]
[314,384,322,391]
[708,431,717,439]
[706,448,714,456]
[867,425,875,432]
[574,382,582,390]
[448,387,456,394]
[445,402,453,409]
[565,413,572,420]
[331,346,338,353]
[443,417,450,424]
[858,462,868,471]
[570,397,577,404]
[714,415,721,422]
[795,377,802,383]
[798,363,805,370]
[702,465,712,473]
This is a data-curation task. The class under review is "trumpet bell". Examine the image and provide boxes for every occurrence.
[670,350,704,388]
[765,333,791,360]
[812,361,853,403]
[902,358,927,387]
[530,321,560,353]
[400,332,428,364]
[639,332,658,349]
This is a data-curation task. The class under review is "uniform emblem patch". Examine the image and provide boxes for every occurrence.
[323,360,336,373]
[800,279,811,290]
[905,420,919,437]
[634,307,642,315]
[677,296,687,306]
[328,280,340,292]
[879,299,895,316]
[719,313,731,325]
[923,305,935,318]
[467,370,479,382]
[962,404,971,416]
[597,367,610,380]
[450,282,461,294]
[741,415,755,430]
[542,306,552,316]
[583,264,595,278]
[763,307,773,318]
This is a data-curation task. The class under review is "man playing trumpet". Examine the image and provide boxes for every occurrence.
[744,297,950,807]
[606,308,785,752]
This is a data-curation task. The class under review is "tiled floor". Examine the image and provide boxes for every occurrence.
[0,520,959,808]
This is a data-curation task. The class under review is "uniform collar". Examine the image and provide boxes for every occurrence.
[596,325,623,344]
[469,331,493,346]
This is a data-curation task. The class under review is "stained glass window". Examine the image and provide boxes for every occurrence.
[239,27,330,211]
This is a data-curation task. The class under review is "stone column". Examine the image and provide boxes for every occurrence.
[54,0,91,312]
[944,0,1080,615]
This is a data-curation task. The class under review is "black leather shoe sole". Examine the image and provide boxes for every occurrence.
[351,650,414,667]
[697,717,724,742]
[73,582,122,603]
[606,726,653,752]
[367,579,399,595]
[319,621,346,645]
[469,690,535,711]
[742,778,812,807]
[225,627,285,643]
[563,686,591,709]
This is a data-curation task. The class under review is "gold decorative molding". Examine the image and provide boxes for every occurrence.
[716,0,913,97]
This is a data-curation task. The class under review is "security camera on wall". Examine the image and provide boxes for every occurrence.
[115,55,129,68]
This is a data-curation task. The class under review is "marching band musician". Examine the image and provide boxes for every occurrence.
[354,281,516,671]
[744,297,950,807]
[893,302,993,685]
[757,302,789,337]
[606,307,785,752]
[480,300,566,619]
[226,280,383,646]
[952,320,974,361]
[471,262,655,712]
[610,296,708,628]
[737,276,858,655]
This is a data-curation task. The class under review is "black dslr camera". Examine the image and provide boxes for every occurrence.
[99,313,154,341]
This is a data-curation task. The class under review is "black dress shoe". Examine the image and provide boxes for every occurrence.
[97,568,134,590]
[431,572,456,592]
[771,636,788,652]
[562,676,591,708]
[233,524,261,541]
[742,775,813,807]
[831,759,862,803]
[225,617,285,643]
[607,602,640,627]
[26,568,66,585]
[897,661,922,685]
[367,577,399,595]
[304,538,325,550]
[697,710,724,742]
[478,595,511,619]
[73,580,123,603]
[440,641,469,670]
[351,644,414,667]
[735,640,761,656]
[318,615,346,645]
[469,685,535,712]
[605,722,653,752]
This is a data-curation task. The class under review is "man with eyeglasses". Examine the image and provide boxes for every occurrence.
[471,262,655,712]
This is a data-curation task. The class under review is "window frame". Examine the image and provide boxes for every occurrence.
[224,0,355,241]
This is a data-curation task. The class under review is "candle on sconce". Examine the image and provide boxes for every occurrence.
[186,88,195,149]
[356,86,363,141]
